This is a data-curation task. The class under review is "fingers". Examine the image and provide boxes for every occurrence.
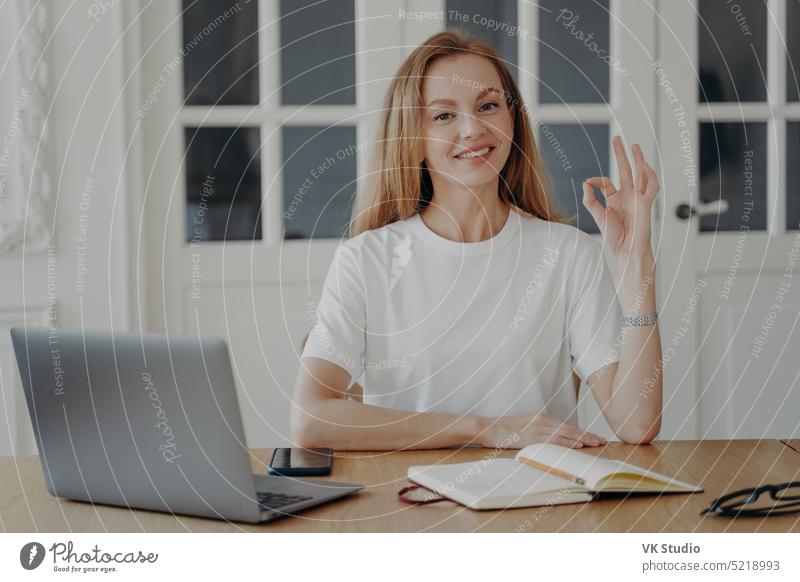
[613,135,634,188]
[632,143,649,194]
[582,180,607,231]
[546,434,606,449]
[630,142,661,201]
[541,415,607,447]
[583,178,605,213]
[547,435,588,449]
[532,412,607,448]
[584,176,617,197]
[583,177,614,233]
[644,163,660,200]
[554,422,607,446]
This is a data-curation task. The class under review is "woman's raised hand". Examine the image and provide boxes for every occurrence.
[582,135,659,262]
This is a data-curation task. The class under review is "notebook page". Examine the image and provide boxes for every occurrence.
[408,458,581,503]
[515,443,624,488]
[604,462,703,491]
[516,443,702,492]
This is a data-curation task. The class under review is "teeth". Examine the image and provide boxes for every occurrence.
[456,146,491,159]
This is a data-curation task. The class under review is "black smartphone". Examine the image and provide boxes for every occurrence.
[267,447,333,476]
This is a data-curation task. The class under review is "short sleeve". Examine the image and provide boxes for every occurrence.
[301,243,366,389]
[566,235,622,383]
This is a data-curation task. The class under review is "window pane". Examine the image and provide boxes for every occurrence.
[282,126,357,239]
[182,0,259,105]
[699,122,766,232]
[538,0,610,104]
[698,0,767,103]
[280,0,356,105]
[185,127,261,242]
[537,123,609,234]
[788,122,800,230]
[446,0,518,74]
[788,0,800,101]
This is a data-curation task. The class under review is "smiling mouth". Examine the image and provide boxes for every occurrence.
[454,145,495,159]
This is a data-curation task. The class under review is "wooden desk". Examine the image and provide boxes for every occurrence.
[781,439,800,455]
[2,440,799,532]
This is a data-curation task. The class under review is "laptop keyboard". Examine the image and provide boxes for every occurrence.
[257,491,313,512]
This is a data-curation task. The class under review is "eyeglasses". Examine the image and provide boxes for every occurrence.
[700,481,800,517]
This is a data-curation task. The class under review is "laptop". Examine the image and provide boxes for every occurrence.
[10,326,364,523]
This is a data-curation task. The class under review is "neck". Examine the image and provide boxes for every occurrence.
[419,177,510,243]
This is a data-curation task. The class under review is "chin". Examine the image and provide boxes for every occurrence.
[466,178,500,191]
[449,168,500,189]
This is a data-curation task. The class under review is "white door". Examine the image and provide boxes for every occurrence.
[139,0,403,447]
[657,0,800,440]
[140,0,667,446]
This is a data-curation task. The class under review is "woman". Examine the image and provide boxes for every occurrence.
[291,31,662,451]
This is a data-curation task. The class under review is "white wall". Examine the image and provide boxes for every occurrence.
[0,0,141,454]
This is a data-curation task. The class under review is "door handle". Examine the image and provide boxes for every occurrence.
[675,199,730,220]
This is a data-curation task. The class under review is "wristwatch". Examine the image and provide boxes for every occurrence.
[623,312,658,327]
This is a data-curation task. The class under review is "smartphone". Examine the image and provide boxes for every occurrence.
[267,447,333,476]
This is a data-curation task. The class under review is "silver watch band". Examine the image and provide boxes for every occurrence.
[623,312,658,327]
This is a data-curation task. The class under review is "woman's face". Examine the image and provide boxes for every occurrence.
[421,53,515,191]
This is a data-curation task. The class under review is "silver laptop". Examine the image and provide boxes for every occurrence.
[10,326,363,524]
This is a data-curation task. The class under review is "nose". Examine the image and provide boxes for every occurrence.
[457,111,485,140]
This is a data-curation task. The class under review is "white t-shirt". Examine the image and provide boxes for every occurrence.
[301,206,621,425]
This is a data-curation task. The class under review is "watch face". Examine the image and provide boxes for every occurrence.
[291,448,331,468]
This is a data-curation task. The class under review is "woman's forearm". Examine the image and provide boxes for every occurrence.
[292,397,485,451]
[609,254,663,442]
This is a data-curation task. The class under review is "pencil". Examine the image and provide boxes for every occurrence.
[518,456,587,486]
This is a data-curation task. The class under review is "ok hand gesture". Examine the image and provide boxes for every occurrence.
[582,135,659,261]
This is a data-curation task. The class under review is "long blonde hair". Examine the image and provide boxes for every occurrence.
[349,30,570,236]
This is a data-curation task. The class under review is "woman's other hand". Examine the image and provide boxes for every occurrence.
[479,411,608,449]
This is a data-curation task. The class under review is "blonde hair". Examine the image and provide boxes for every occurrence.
[349,30,571,236]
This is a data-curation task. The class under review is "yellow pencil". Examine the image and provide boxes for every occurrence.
[518,456,587,486]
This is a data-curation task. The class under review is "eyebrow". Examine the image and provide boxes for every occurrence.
[425,86,503,108]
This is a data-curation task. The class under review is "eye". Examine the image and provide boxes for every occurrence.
[434,111,453,122]
[479,101,498,112]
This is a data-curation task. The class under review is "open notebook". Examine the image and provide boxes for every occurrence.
[406,443,703,510]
